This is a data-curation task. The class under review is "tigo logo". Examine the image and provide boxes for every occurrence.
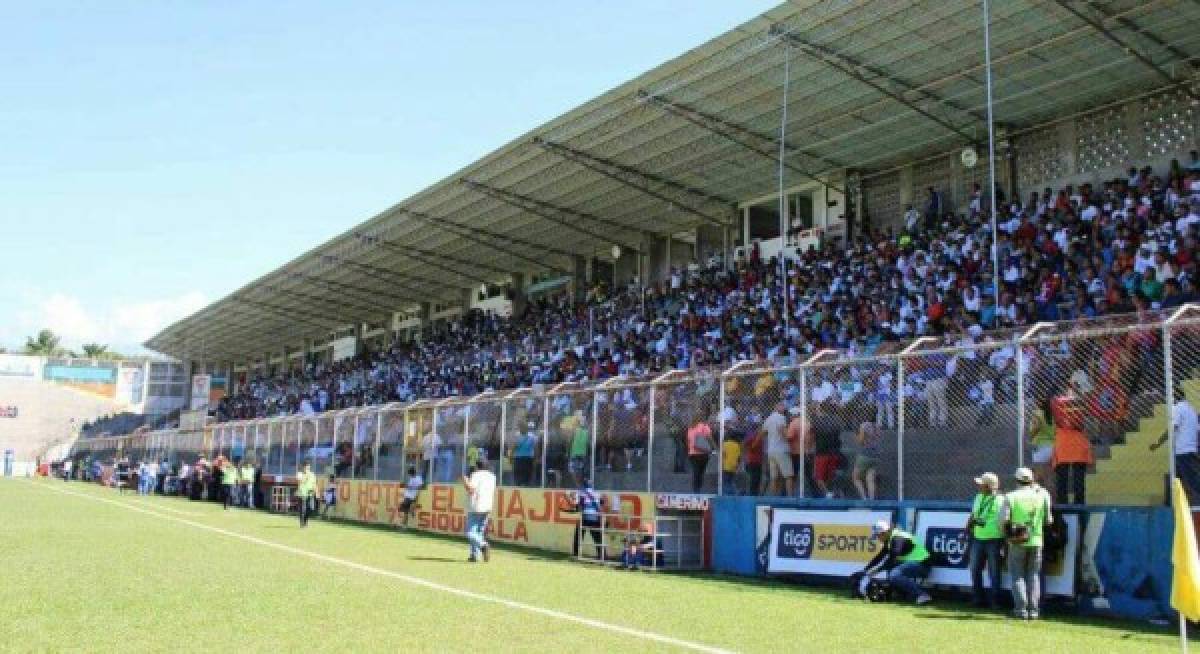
[776,523,814,559]
[927,527,969,568]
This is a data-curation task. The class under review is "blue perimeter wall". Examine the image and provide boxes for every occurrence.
[711,496,1176,623]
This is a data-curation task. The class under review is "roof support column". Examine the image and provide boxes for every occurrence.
[510,273,527,317]
[645,233,670,285]
[571,255,587,304]
[461,287,474,315]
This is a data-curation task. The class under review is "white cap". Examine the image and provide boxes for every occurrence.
[871,519,891,536]
[1014,467,1035,483]
[974,472,999,489]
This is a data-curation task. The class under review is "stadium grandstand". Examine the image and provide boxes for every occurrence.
[56,0,1200,627]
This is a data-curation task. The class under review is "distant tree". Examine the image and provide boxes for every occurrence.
[81,343,108,359]
[23,329,64,356]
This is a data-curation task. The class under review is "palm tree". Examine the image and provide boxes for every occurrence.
[81,343,109,359]
[23,329,64,356]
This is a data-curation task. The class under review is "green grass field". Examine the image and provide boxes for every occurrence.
[0,478,1183,653]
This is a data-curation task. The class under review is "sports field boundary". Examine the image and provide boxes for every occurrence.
[28,481,734,654]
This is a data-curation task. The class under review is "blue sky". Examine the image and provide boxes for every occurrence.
[0,1,777,354]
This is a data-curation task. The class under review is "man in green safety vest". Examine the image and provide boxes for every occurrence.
[967,471,1004,608]
[221,458,239,510]
[859,519,932,605]
[296,461,318,528]
[239,459,256,509]
[1002,466,1053,620]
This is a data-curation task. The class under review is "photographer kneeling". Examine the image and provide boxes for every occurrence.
[857,520,932,605]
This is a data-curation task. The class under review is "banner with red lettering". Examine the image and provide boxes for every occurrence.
[331,480,655,556]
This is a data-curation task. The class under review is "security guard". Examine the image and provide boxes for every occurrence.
[967,472,1004,608]
[1003,466,1053,620]
[239,459,256,509]
[859,520,932,605]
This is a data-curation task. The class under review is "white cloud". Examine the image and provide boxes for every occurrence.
[1,291,207,354]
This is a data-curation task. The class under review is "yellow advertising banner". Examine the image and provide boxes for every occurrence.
[331,480,655,555]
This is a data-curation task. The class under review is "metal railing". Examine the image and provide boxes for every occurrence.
[67,307,1200,507]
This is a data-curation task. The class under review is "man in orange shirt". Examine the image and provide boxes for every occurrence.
[1051,389,1093,504]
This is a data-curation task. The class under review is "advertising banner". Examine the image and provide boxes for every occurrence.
[190,374,212,410]
[914,510,1080,596]
[766,508,893,576]
[331,480,654,555]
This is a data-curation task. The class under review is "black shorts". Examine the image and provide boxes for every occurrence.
[400,497,416,512]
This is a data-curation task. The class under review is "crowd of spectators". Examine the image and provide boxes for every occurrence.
[214,153,1200,425]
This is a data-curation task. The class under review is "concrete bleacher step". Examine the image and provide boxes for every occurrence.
[1086,387,1183,506]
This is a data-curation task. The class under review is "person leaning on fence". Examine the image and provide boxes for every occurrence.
[720,432,741,496]
[859,520,932,605]
[852,422,882,501]
[1003,466,1053,620]
[761,402,793,497]
[742,418,764,496]
[296,461,317,528]
[686,412,715,493]
[1050,388,1092,505]
[786,406,808,497]
[967,472,1004,609]
[1151,387,1200,500]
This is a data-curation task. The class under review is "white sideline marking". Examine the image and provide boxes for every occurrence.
[32,482,734,654]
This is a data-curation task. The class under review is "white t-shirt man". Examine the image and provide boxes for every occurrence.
[1172,400,1200,455]
[404,473,424,500]
[466,467,497,514]
[763,410,789,455]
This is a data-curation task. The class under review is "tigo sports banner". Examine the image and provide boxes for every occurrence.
[330,480,654,556]
[767,508,893,576]
[914,510,1080,596]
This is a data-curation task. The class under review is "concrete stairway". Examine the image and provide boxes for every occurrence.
[1085,380,1199,506]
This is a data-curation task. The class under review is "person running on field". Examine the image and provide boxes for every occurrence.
[296,461,318,527]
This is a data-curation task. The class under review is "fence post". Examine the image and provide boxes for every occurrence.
[895,356,905,502]
[647,384,656,492]
[799,367,808,499]
[717,374,725,496]
[499,400,508,485]
[462,403,471,477]
[430,406,439,482]
[590,389,599,489]
[373,409,382,481]
[542,396,550,489]
[1014,333,1025,468]
[350,414,358,480]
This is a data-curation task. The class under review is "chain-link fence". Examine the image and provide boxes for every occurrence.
[73,310,1200,507]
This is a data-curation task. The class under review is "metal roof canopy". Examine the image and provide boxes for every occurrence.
[148,0,1200,361]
